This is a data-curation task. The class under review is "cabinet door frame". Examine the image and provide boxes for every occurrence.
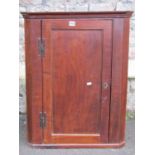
[42,19,112,145]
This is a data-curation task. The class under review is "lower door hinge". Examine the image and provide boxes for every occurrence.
[38,38,45,57]
[40,112,46,128]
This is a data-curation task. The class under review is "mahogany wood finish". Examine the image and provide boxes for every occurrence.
[24,19,43,143]
[22,11,132,148]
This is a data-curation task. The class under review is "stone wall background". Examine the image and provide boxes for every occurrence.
[19,0,135,114]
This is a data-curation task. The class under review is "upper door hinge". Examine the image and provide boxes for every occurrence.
[38,38,45,57]
[40,112,46,128]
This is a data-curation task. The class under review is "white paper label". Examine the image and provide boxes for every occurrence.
[86,82,92,86]
[68,21,76,26]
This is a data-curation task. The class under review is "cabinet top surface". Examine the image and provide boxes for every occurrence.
[21,11,133,19]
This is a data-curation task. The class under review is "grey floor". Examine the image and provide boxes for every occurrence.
[19,115,135,155]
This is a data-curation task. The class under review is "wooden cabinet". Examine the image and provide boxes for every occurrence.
[22,11,132,148]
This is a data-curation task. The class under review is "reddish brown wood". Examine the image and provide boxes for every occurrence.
[120,18,130,142]
[24,19,43,143]
[52,30,102,134]
[21,11,132,19]
[29,140,125,148]
[109,18,124,143]
[42,19,112,144]
[22,11,133,148]
[109,18,130,143]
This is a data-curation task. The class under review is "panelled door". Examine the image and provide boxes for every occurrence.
[42,19,112,145]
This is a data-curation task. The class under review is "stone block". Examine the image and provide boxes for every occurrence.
[47,0,66,4]
[127,78,135,111]
[27,4,50,12]
[66,3,88,11]
[19,0,42,6]
[53,3,66,11]
[19,18,24,27]
[74,4,88,11]
[19,46,24,62]
[19,77,26,113]
[19,27,24,43]
[89,2,114,11]
[116,1,134,11]
[19,6,27,12]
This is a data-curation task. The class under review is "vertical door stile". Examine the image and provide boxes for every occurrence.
[42,19,54,143]
[40,19,44,142]
[100,23,112,143]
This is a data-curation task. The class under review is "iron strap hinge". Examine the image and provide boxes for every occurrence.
[40,112,46,128]
[38,38,45,57]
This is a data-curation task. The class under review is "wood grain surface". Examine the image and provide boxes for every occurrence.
[22,11,133,148]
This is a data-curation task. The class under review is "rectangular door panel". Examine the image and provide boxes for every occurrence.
[42,19,112,144]
[52,30,102,134]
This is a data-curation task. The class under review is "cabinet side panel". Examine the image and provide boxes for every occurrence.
[109,18,127,143]
[120,18,130,142]
[25,19,42,143]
